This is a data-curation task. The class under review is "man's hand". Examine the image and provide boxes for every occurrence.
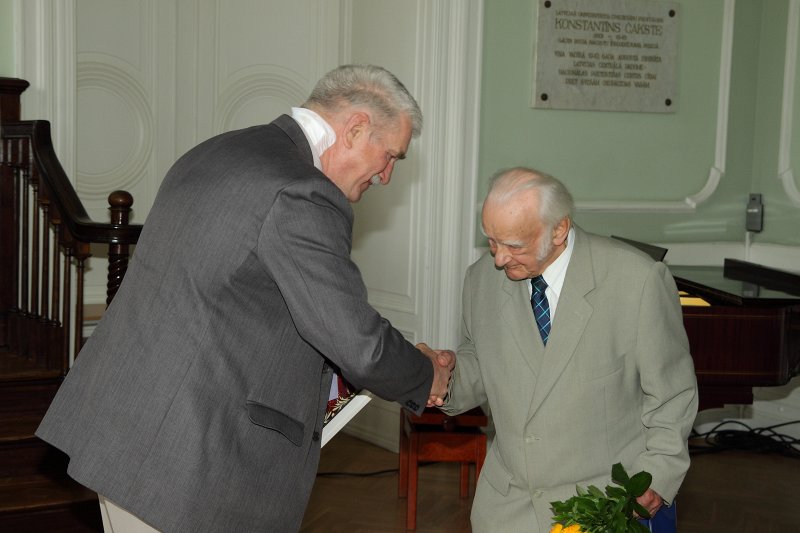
[416,343,455,407]
[635,488,663,518]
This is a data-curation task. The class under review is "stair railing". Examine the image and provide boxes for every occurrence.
[0,77,142,374]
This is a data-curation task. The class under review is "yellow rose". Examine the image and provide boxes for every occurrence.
[550,525,583,533]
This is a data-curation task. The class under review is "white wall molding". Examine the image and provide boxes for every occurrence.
[75,60,153,198]
[657,240,800,271]
[470,242,797,270]
[214,67,308,133]
[414,0,484,349]
[779,0,800,206]
[368,290,415,317]
[337,0,353,64]
[314,0,342,78]
[345,0,484,449]
[344,397,401,452]
[576,0,734,214]
[694,376,800,441]
[17,0,77,180]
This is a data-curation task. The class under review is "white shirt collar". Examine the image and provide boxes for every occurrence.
[529,226,575,319]
[290,107,336,170]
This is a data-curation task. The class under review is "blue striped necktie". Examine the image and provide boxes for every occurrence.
[531,275,551,345]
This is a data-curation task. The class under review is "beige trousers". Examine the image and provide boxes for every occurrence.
[98,495,161,533]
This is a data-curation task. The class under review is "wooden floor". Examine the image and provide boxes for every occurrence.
[301,434,800,533]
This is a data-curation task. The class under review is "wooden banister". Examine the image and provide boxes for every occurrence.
[1,77,135,530]
[1,77,142,370]
[1,121,142,245]
[0,77,29,123]
[107,190,134,305]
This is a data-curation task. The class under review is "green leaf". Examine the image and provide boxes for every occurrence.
[587,485,605,499]
[605,486,627,499]
[626,471,653,497]
[575,497,596,512]
[612,499,626,515]
[611,462,629,485]
[550,463,656,533]
[632,502,651,519]
[629,519,652,533]
[551,500,570,512]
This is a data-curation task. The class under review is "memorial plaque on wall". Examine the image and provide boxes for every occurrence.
[532,0,679,113]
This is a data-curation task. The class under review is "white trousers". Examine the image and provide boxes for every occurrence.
[98,495,161,533]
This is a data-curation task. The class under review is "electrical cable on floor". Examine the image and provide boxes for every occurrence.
[317,462,444,478]
[317,468,398,478]
[318,420,800,478]
[689,419,800,458]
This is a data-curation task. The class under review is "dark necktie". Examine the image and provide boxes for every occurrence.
[531,275,551,345]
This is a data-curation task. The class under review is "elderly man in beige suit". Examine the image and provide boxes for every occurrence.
[440,167,698,532]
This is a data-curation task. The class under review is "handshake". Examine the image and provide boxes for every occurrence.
[416,343,455,408]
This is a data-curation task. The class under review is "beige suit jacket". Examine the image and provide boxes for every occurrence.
[442,227,698,533]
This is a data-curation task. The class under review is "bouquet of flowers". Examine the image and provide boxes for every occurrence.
[549,463,652,533]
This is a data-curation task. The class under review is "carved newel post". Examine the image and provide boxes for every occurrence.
[106,190,133,306]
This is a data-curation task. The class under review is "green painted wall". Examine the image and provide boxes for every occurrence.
[478,0,799,246]
[750,0,800,244]
[0,0,15,76]
[3,1,797,246]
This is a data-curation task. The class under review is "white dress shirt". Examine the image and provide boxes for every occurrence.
[290,106,336,170]
[528,226,575,321]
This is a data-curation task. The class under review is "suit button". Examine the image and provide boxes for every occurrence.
[312,431,320,441]
[533,490,543,498]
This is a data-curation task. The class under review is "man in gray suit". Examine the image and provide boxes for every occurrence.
[439,167,698,532]
[36,64,453,532]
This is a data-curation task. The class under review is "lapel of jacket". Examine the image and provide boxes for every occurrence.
[527,226,596,421]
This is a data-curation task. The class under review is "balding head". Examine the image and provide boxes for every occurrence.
[484,167,574,229]
[481,167,573,280]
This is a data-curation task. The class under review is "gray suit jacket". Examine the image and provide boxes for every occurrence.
[441,227,698,533]
[36,115,433,532]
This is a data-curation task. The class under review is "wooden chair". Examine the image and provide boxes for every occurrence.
[398,407,488,530]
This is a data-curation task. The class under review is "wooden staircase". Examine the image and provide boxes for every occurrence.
[0,78,141,531]
[0,358,101,532]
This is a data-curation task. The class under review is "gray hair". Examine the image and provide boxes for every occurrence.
[302,64,423,138]
[486,167,574,228]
